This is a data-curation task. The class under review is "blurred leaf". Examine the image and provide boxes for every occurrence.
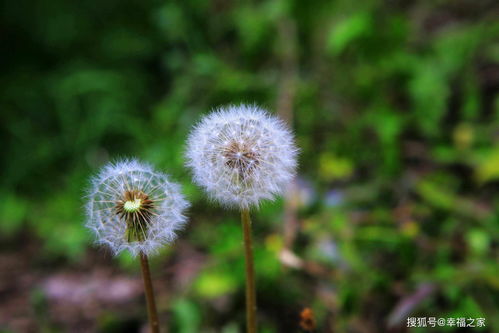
[171,298,201,333]
[466,229,490,256]
[416,180,455,211]
[475,147,499,183]
[327,12,372,54]
[453,123,474,150]
[0,193,28,236]
[194,269,237,299]
[409,63,449,135]
[319,153,353,181]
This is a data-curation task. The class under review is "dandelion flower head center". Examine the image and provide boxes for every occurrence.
[115,189,155,242]
[222,140,260,177]
[124,198,142,212]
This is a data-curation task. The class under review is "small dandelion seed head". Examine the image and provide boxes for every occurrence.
[185,104,298,209]
[85,159,189,257]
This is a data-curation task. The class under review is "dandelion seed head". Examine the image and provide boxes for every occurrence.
[186,104,298,208]
[85,159,189,257]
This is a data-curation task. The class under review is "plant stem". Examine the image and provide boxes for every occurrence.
[241,208,257,333]
[139,252,160,333]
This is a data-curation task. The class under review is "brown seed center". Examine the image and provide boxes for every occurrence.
[222,141,259,178]
[115,190,155,242]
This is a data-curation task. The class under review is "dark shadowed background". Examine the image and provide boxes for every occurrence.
[1,0,498,332]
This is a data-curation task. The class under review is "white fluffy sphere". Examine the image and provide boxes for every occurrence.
[186,104,298,209]
[85,159,189,257]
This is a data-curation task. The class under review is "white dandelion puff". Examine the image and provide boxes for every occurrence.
[85,159,189,257]
[185,104,298,208]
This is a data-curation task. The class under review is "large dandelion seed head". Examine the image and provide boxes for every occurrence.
[186,104,298,209]
[85,159,189,257]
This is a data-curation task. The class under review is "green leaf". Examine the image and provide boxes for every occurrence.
[327,12,372,54]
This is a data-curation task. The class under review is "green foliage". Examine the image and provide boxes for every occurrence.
[1,0,498,332]
[171,299,201,333]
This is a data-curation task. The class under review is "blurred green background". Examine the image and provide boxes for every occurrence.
[1,0,498,332]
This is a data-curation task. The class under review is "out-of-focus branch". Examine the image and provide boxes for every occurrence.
[276,17,300,250]
[279,249,333,278]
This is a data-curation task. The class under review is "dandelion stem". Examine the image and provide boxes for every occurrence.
[139,252,160,333]
[241,208,257,333]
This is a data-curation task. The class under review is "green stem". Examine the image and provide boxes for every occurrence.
[139,252,160,333]
[241,208,257,333]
